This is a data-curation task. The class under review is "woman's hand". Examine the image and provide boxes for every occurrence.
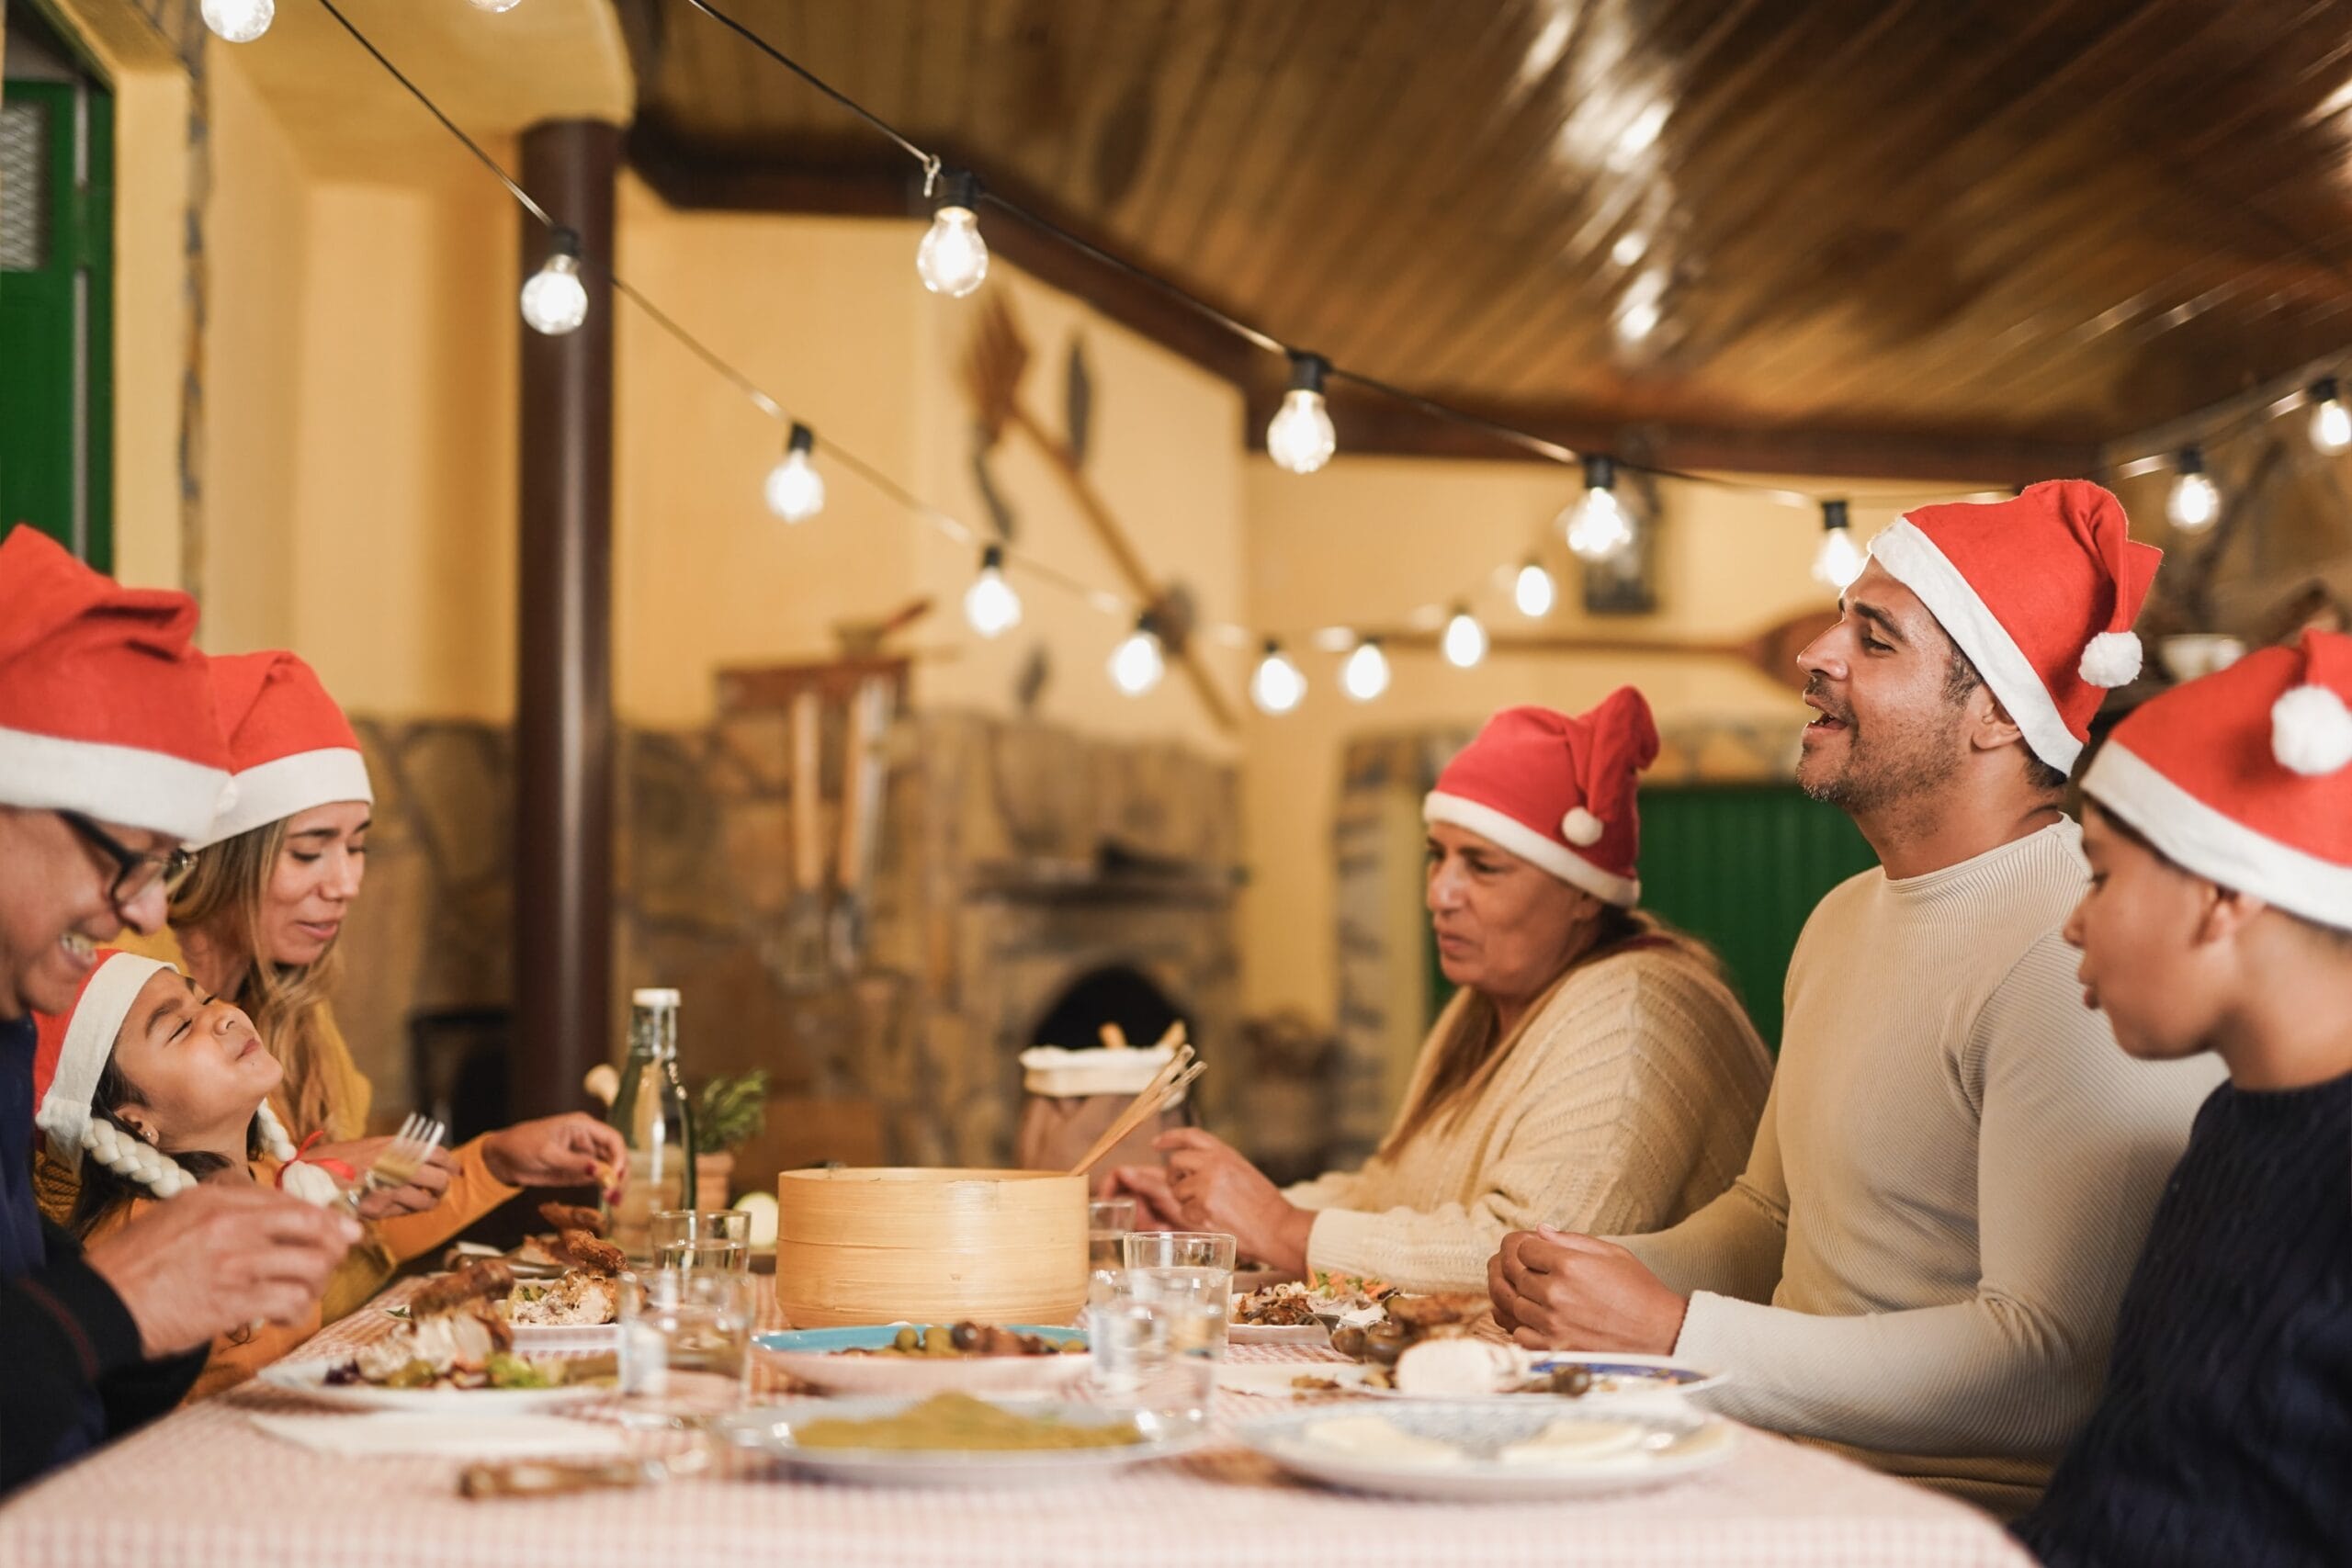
[302,1138,458,1220]
[480,1113,630,1194]
[1490,1225,1688,1355]
[1098,1164,1186,1230]
[1153,1128,1315,1274]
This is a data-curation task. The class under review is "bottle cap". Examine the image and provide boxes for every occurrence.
[630,987,682,1008]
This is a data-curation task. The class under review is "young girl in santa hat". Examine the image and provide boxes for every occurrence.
[40,951,351,1403]
[2013,629,2352,1566]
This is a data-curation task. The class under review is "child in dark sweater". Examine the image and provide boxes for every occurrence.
[2013,630,2352,1568]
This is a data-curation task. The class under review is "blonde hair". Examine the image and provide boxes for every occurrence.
[1380,908,1722,1156]
[169,818,351,1141]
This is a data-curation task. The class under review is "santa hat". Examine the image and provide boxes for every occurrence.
[195,650,372,849]
[0,526,232,842]
[32,950,336,1204]
[2083,629,2352,931]
[1869,480,2162,775]
[1422,690,1659,908]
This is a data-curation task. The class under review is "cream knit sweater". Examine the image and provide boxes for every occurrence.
[1617,821,2226,1517]
[1286,942,1773,1292]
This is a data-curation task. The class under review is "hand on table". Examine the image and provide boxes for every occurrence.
[301,1137,459,1221]
[1097,1164,1186,1230]
[1489,1225,1688,1355]
[83,1184,361,1358]
[480,1113,629,1195]
[1153,1128,1314,1275]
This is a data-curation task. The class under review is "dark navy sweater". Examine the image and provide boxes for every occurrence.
[2014,1070,2352,1567]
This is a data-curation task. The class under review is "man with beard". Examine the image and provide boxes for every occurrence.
[1487,481,2225,1517]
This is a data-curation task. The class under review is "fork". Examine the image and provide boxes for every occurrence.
[338,1112,446,1216]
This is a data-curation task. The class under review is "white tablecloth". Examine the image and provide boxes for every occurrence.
[0,1279,2036,1568]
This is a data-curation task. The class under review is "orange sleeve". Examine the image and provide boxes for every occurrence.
[368,1135,521,1264]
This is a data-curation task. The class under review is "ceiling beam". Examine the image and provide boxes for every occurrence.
[626,123,2102,487]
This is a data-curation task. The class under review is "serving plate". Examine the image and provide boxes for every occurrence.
[255,1359,612,1414]
[1216,1351,1724,1404]
[752,1325,1091,1397]
[713,1396,1201,1487]
[1237,1401,1736,1501]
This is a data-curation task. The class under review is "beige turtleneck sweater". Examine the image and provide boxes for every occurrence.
[1287,941,1774,1292]
[1617,820,2225,1517]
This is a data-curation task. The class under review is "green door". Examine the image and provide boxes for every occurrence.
[1634,785,1879,1049]
[0,73,113,568]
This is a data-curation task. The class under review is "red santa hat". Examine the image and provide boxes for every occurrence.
[0,526,232,842]
[32,950,334,1203]
[1422,690,1659,908]
[2083,629,2352,931]
[195,650,372,849]
[1869,479,2162,775]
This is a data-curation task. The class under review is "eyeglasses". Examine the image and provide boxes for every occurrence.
[60,812,198,910]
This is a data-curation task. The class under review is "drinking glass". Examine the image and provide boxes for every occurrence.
[1084,1269,1221,1438]
[651,1209,752,1272]
[616,1268,755,1428]
[1122,1231,1237,1272]
[1088,1198,1138,1280]
[1120,1233,1235,1359]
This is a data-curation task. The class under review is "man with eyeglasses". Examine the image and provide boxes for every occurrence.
[0,526,359,1494]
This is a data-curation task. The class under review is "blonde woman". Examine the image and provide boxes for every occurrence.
[46,652,626,1320]
[1107,692,1774,1291]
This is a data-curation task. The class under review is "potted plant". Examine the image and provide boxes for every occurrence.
[689,1069,770,1205]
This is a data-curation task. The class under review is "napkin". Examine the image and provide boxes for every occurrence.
[249,1412,633,1459]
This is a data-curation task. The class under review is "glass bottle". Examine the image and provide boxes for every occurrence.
[609,987,696,1256]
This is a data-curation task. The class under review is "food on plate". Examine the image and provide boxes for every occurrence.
[1306,1270,1396,1313]
[334,1261,556,1390]
[790,1393,1142,1452]
[1233,1281,1322,1327]
[1385,1291,1488,1330]
[547,1228,628,1275]
[537,1201,607,1236]
[1393,1337,1519,1398]
[410,1258,516,1318]
[503,1271,621,1328]
[844,1324,1087,1359]
[1496,1418,1646,1465]
[1295,1415,1466,1468]
[1289,1375,1345,1392]
[1331,1290,1488,1364]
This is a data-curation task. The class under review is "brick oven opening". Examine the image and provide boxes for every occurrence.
[1028,964,1189,1055]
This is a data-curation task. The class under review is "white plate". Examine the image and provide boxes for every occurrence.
[384,1303,618,1353]
[752,1327,1091,1397]
[1217,1352,1724,1404]
[1238,1402,1736,1501]
[713,1397,1201,1487]
[1217,1362,1388,1399]
[256,1359,614,1414]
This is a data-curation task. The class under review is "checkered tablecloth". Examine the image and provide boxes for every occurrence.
[0,1279,2035,1568]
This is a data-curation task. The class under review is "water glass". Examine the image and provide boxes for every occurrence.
[616,1268,755,1428]
[651,1209,752,1272]
[1122,1230,1237,1272]
[1084,1269,1221,1437]
[1088,1198,1138,1278]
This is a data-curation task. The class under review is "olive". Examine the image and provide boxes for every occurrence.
[1329,1325,1369,1360]
[922,1325,954,1355]
[950,1322,981,1351]
[892,1325,920,1353]
[1549,1366,1594,1398]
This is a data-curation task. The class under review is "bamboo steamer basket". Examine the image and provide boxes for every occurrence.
[774,1168,1089,1327]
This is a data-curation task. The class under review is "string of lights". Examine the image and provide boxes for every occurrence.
[217,0,2347,715]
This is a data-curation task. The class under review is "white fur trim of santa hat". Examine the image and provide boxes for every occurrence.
[195,747,373,849]
[1423,792,1640,908]
[0,726,232,845]
[1869,521,2086,773]
[2086,740,2352,931]
[37,953,170,1168]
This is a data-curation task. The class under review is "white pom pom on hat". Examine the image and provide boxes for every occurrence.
[1560,807,1605,847]
[2272,682,2352,776]
[2078,629,2143,689]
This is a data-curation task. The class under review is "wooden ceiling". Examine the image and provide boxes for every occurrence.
[619,0,2352,481]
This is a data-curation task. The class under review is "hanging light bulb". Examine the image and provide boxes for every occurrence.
[1562,455,1634,560]
[1513,558,1555,618]
[1266,352,1337,475]
[1250,640,1306,715]
[1340,637,1391,703]
[2311,378,2351,455]
[915,171,989,299]
[1812,499,1865,590]
[1109,617,1165,696]
[963,545,1023,638]
[2167,446,2220,533]
[763,423,825,524]
[520,228,589,336]
[201,0,273,42]
[469,0,525,10]
[1441,605,1488,669]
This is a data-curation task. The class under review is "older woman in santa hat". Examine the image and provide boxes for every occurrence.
[41,651,627,1321]
[1105,687,1774,1292]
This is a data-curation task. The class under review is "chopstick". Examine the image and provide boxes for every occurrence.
[1065,1040,1198,1177]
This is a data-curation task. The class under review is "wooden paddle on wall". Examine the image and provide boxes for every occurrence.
[1360,607,1838,694]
